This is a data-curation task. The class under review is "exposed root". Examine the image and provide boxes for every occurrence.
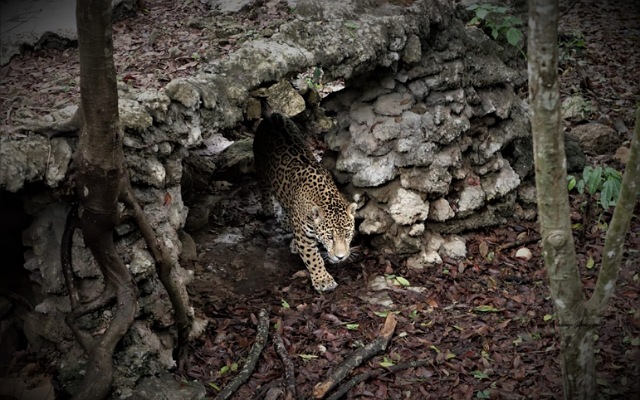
[120,180,192,371]
[312,313,398,399]
[214,309,270,400]
[61,204,80,307]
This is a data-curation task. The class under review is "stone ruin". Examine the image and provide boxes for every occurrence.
[0,0,548,396]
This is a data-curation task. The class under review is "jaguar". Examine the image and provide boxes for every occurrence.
[253,111,357,292]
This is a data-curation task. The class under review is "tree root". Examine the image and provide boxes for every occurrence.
[326,359,432,400]
[273,319,297,400]
[214,309,270,400]
[312,313,398,399]
[61,204,80,308]
[120,181,192,371]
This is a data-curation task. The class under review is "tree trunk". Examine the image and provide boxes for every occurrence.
[72,0,137,398]
[528,0,640,399]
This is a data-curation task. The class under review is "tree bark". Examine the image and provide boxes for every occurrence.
[71,0,138,399]
[528,1,640,399]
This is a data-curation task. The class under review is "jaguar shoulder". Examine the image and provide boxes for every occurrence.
[253,113,357,292]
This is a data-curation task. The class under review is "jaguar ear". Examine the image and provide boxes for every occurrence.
[347,202,357,218]
[311,206,324,225]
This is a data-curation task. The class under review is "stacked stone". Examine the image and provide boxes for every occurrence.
[322,19,530,260]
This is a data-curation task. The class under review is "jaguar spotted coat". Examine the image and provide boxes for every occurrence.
[253,112,357,292]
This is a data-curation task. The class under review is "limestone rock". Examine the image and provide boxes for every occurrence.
[481,162,521,200]
[570,122,622,155]
[457,185,485,215]
[373,92,415,116]
[358,201,394,235]
[402,34,422,64]
[165,79,201,109]
[263,80,306,116]
[428,198,455,221]
[440,235,466,259]
[388,188,429,225]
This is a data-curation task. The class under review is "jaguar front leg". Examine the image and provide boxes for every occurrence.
[292,230,337,292]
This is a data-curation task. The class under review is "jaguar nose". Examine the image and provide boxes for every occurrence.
[334,251,348,261]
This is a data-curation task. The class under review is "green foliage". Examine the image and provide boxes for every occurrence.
[558,32,586,64]
[567,166,623,211]
[466,3,524,50]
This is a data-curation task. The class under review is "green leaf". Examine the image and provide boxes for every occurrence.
[577,179,585,194]
[491,28,499,39]
[281,299,290,309]
[380,356,395,367]
[586,257,595,269]
[299,354,319,360]
[209,382,221,391]
[543,314,554,322]
[430,345,441,353]
[476,8,489,19]
[395,276,411,286]
[346,323,359,330]
[600,179,615,210]
[585,166,603,194]
[506,27,522,47]
[469,16,481,26]
[472,370,490,380]
[495,6,508,14]
[567,175,577,191]
[374,311,389,317]
[466,4,479,11]
[474,305,500,312]
[445,352,457,360]
[476,389,491,399]
[344,21,359,29]
[219,365,229,375]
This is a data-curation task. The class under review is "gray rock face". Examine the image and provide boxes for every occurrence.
[570,122,622,156]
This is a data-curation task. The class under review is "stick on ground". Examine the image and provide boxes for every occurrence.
[273,319,297,400]
[326,359,432,400]
[312,313,397,399]
[214,309,270,400]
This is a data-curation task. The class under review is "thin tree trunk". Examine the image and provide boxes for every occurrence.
[527,0,593,398]
[528,0,640,399]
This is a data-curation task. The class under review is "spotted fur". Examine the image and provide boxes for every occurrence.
[254,113,357,292]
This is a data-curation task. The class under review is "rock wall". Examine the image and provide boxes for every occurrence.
[321,16,532,260]
[0,0,532,395]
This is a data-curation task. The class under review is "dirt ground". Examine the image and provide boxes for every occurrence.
[1,0,639,399]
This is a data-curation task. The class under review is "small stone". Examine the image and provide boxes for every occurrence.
[614,146,630,164]
[388,188,429,225]
[373,92,415,116]
[440,236,466,259]
[515,247,533,261]
[428,198,455,221]
[402,34,422,64]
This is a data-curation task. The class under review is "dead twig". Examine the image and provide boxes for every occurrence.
[214,309,270,400]
[312,313,398,399]
[273,318,297,400]
[326,359,432,400]
[497,235,540,252]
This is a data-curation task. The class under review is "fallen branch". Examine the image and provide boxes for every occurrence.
[214,309,270,400]
[326,359,432,400]
[313,313,397,399]
[273,319,297,400]
[497,235,540,252]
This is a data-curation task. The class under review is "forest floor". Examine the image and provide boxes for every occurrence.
[1,0,639,399]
